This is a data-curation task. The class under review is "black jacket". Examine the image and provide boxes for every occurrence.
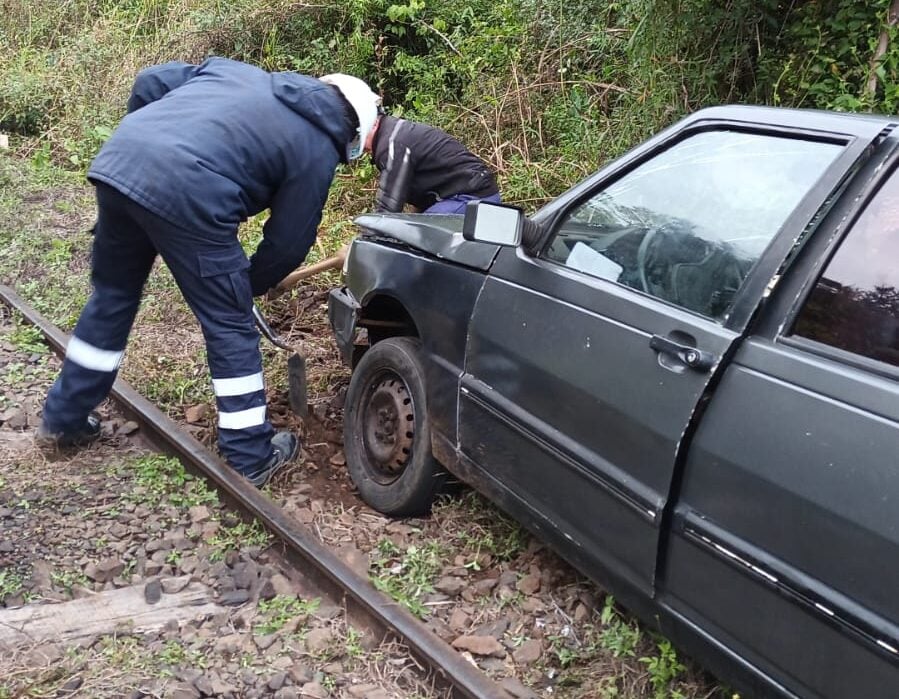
[372,116,498,212]
[89,58,354,296]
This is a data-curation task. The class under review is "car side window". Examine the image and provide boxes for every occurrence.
[792,169,899,368]
[543,130,842,321]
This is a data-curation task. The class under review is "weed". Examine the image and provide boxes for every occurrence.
[141,368,210,412]
[97,635,144,669]
[254,595,320,636]
[50,570,89,593]
[8,321,47,353]
[441,492,526,567]
[208,519,271,561]
[43,238,75,266]
[126,454,218,509]
[0,570,24,600]
[122,559,135,578]
[640,637,687,699]
[3,362,28,385]
[547,633,581,668]
[371,539,444,618]
[157,640,189,668]
[598,595,643,658]
[344,627,365,660]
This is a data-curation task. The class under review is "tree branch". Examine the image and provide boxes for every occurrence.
[865,0,899,101]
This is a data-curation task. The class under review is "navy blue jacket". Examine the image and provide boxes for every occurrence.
[88,58,353,296]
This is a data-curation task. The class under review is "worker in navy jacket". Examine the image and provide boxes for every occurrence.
[38,58,380,487]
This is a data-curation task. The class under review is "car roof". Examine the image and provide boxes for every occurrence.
[685,104,897,133]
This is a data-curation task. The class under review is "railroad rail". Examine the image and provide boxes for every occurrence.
[0,284,508,699]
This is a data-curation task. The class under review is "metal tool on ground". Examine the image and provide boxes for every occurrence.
[252,304,308,417]
[254,244,351,416]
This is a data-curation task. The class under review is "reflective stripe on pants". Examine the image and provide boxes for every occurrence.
[42,183,274,473]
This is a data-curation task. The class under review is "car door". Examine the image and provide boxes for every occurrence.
[458,119,863,600]
[664,142,899,698]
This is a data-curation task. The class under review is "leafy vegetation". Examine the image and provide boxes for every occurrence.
[127,454,217,509]
[254,594,320,635]
[4,0,899,217]
[8,319,47,354]
[0,570,24,602]
[207,519,272,560]
[371,538,444,618]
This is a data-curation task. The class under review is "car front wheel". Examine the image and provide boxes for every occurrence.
[343,337,447,516]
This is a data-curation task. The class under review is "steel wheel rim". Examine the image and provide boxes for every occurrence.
[360,369,415,484]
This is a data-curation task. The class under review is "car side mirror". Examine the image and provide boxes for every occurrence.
[462,201,523,247]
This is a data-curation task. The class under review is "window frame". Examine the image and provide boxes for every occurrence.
[779,154,899,382]
[533,119,857,332]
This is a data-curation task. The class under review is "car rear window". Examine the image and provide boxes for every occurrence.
[792,168,899,368]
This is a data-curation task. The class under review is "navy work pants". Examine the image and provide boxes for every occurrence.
[424,192,501,214]
[42,183,274,473]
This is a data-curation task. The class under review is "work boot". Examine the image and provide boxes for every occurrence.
[244,431,299,488]
[36,411,102,449]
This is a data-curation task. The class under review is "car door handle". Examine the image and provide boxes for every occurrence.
[649,334,716,371]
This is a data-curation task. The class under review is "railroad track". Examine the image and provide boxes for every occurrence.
[0,284,509,699]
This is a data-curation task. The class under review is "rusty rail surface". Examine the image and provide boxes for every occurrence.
[0,284,508,699]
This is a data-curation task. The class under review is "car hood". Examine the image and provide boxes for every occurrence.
[353,213,500,271]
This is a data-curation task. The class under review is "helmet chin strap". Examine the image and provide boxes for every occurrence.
[347,136,363,160]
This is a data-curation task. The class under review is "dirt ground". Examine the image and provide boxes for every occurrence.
[0,305,455,699]
[0,152,724,699]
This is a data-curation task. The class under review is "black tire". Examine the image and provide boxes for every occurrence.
[344,337,447,516]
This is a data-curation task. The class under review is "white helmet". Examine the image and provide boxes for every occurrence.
[320,73,380,160]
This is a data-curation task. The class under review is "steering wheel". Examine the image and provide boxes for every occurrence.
[636,226,661,293]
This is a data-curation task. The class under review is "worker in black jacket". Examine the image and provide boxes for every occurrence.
[37,58,380,487]
[365,113,500,214]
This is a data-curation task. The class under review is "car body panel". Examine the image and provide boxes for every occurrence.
[352,213,500,271]
[460,263,739,596]
[661,136,899,698]
[335,238,489,445]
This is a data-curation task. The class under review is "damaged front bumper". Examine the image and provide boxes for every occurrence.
[328,286,360,366]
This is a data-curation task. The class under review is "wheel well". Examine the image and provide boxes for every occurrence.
[353,295,419,364]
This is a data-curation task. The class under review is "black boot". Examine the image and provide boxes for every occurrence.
[244,431,298,487]
[36,411,102,448]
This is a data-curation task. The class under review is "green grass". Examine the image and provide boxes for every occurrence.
[50,569,90,594]
[126,454,218,509]
[442,492,526,568]
[254,595,320,635]
[0,570,24,601]
[8,320,48,354]
[207,519,271,561]
[370,539,445,618]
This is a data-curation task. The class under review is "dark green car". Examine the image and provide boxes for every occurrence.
[329,106,899,698]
